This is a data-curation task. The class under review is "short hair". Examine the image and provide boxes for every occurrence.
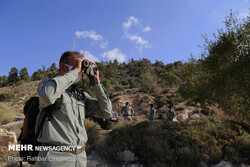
[59,51,83,64]
[126,102,129,105]
[150,104,154,107]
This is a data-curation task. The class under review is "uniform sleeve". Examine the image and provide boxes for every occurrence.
[37,70,78,108]
[85,84,112,119]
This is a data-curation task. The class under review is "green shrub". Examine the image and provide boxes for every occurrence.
[130,82,137,89]
[0,92,15,102]
[85,119,101,152]
[114,85,124,92]
[0,104,17,125]
[97,120,250,167]
[157,113,166,120]
[102,79,111,89]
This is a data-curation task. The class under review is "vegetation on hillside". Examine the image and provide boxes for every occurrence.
[96,120,250,167]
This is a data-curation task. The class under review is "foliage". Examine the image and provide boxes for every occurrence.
[102,79,111,89]
[85,119,101,152]
[97,120,250,166]
[0,103,17,125]
[179,11,250,133]
[8,67,19,84]
[19,67,30,81]
[0,92,15,102]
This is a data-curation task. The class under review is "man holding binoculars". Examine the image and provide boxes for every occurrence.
[35,51,112,167]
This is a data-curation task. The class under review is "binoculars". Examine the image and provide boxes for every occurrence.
[82,60,98,76]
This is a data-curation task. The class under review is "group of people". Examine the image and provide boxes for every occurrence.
[120,102,175,121]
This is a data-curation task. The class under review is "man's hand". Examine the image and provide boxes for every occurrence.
[72,57,100,84]
[87,60,100,84]
[72,57,85,73]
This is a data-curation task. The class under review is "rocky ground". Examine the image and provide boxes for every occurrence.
[0,81,249,167]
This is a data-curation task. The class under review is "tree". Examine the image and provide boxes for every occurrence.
[200,11,250,133]
[0,75,8,87]
[8,67,19,84]
[19,67,30,81]
[179,10,250,133]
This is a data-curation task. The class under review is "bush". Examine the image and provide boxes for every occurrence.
[157,113,167,120]
[85,119,101,152]
[0,104,17,125]
[0,92,15,102]
[114,85,124,92]
[102,79,111,89]
[97,120,250,166]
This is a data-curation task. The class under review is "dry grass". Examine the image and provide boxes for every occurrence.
[0,103,20,125]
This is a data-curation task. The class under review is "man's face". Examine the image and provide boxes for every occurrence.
[60,54,83,75]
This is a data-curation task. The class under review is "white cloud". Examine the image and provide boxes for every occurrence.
[122,16,139,31]
[122,16,151,51]
[127,34,148,45]
[101,48,126,63]
[142,26,151,32]
[75,30,103,41]
[100,41,109,49]
[80,50,99,62]
[75,30,108,49]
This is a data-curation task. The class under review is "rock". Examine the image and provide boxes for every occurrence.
[172,117,179,122]
[182,110,193,116]
[1,121,23,137]
[238,164,250,167]
[176,113,189,123]
[198,161,208,167]
[0,162,7,167]
[118,150,135,162]
[159,105,168,112]
[211,160,233,167]
[140,102,149,110]
[127,164,140,167]
[190,114,200,120]
[87,160,99,167]
[0,128,17,146]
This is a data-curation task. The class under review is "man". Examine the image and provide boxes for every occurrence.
[121,102,134,121]
[166,104,175,121]
[148,104,156,121]
[35,51,112,167]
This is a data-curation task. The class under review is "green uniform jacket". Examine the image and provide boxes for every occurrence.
[149,108,156,120]
[121,106,134,116]
[35,70,112,147]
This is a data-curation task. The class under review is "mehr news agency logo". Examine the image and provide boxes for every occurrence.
[8,144,77,162]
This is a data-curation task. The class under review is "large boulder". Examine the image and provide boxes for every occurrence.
[118,150,135,162]
[190,114,200,120]
[0,128,17,146]
[211,160,233,167]
[158,105,168,112]
[1,120,23,137]
[176,113,189,123]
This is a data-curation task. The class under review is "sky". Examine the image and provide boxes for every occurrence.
[0,0,249,76]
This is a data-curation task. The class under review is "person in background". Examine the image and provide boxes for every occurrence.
[166,104,176,121]
[148,104,156,121]
[121,102,134,121]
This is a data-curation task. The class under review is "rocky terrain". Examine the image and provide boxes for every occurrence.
[0,81,249,167]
